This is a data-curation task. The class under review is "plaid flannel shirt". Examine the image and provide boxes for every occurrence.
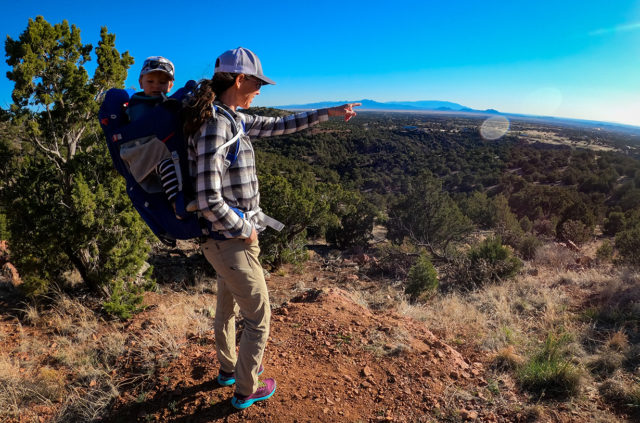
[188,102,329,238]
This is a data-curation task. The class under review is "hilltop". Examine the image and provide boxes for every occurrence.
[2,237,639,422]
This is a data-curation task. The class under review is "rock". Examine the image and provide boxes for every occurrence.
[460,409,479,420]
[361,365,373,377]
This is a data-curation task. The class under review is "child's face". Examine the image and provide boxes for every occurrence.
[139,71,174,96]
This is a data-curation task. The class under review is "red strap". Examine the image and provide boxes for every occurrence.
[162,132,175,143]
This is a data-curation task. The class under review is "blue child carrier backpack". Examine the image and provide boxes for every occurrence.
[98,81,241,246]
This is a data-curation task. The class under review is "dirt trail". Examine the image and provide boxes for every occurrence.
[107,283,521,423]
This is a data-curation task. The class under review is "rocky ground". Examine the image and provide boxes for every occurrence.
[1,241,636,422]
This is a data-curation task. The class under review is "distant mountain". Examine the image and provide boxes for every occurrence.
[274,100,640,134]
[275,99,498,114]
[386,100,468,110]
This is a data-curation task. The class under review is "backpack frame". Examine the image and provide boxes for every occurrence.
[98,81,241,246]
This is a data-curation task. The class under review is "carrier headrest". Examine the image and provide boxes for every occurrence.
[98,88,131,127]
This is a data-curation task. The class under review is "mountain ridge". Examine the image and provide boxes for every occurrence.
[273,99,640,133]
[274,99,494,113]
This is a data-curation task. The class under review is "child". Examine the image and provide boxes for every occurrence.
[126,56,188,217]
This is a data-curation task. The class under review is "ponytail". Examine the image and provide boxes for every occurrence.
[183,72,238,137]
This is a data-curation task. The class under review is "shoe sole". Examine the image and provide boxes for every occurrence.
[217,366,264,386]
[230,381,276,410]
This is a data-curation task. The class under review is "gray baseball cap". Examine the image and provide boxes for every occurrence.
[140,56,175,80]
[214,47,275,85]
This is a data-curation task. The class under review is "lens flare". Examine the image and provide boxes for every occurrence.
[480,116,510,140]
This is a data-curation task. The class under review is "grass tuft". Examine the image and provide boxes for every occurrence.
[517,333,583,399]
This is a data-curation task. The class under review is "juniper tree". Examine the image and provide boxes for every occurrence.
[3,16,150,296]
[386,171,473,259]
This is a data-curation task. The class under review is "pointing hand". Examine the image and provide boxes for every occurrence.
[328,102,362,122]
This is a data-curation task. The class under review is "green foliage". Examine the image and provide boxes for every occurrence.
[257,151,377,265]
[603,211,625,236]
[405,254,438,302]
[325,190,378,249]
[93,27,134,92]
[0,213,7,240]
[387,172,473,258]
[102,279,145,320]
[3,16,149,296]
[596,240,613,262]
[558,219,592,245]
[493,195,525,248]
[517,234,542,260]
[556,202,595,244]
[466,236,522,287]
[615,226,640,267]
[519,216,533,233]
[257,157,332,267]
[517,333,583,398]
[458,191,497,229]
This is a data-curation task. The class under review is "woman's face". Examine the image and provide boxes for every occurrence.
[237,75,264,109]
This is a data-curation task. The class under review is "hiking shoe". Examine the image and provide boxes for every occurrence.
[217,364,264,386]
[231,378,276,409]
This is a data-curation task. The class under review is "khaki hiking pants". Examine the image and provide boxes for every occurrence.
[201,238,270,396]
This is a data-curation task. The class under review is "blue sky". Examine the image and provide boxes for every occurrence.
[2,0,640,126]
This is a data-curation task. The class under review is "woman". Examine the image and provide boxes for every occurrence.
[183,47,359,409]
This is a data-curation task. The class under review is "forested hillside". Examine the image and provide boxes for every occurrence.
[253,111,640,262]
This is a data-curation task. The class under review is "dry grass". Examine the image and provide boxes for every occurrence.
[0,288,218,422]
[393,240,640,413]
[398,294,489,348]
[532,243,577,271]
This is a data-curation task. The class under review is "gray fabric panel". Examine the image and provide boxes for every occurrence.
[120,136,172,183]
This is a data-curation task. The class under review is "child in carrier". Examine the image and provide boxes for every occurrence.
[126,56,191,217]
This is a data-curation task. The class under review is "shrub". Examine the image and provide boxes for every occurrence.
[468,236,522,284]
[405,254,438,302]
[517,333,583,398]
[326,191,377,249]
[257,172,331,268]
[102,279,146,320]
[517,235,542,260]
[596,240,613,263]
[387,171,473,259]
[458,191,496,229]
[533,218,556,238]
[449,236,522,291]
[615,226,640,267]
[603,212,625,236]
[493,195,524,248]
[367,243,417,281]
[519,216,533,233]
[558,219,592,245]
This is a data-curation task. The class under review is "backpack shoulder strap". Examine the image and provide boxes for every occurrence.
[213,105,244,164]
